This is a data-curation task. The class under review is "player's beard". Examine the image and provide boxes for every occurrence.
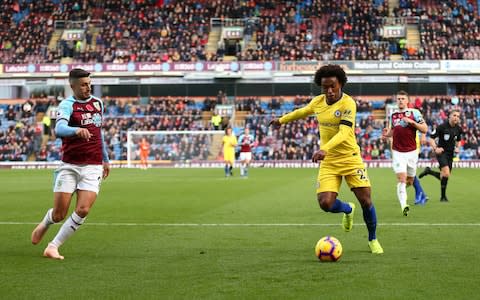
[77,91,91,100]
[326,92,340,103]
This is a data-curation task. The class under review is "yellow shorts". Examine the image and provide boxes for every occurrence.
[316,155,371,194]
[224,151,235,164]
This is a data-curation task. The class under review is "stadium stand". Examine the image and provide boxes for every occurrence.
[1,0,479,163]
[1,95,479,162]
[1,0,478,63]
[394,0,480,59]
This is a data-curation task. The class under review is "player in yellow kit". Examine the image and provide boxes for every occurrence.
[270,64,383,254]
[222,127,237,177]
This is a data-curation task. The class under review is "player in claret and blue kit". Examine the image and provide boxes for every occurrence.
[238,127,255,178]
[31,68,110,260]
[382,91,429,215]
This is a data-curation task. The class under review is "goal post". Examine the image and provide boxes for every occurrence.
[126,130,225,168]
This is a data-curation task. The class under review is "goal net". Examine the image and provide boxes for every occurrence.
[126,130,225,168]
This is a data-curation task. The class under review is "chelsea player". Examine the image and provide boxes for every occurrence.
[270,65,383,254]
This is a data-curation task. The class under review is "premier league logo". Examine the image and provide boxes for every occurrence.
[443,134,450,141]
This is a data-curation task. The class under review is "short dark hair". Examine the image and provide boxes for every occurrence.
[397,90,409,97]
[69,68,90,81]
[314,64,348,87]
[449,109,460,116]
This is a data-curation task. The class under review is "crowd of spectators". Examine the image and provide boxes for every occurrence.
[2,94,478,163]
[0,96,58,161]
[320,0,390,60]
[0,0,56,64]
[393,0,480,60]
[1,0,478,63]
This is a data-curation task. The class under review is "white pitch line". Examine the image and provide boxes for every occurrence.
[1,222,480,227]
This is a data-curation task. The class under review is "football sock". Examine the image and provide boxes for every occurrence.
[224,165,229,176]
[329,199,352,214]
[244,166,248,177]
[229,166,233,175]
[430,170,441,180]
[397,182,407,208]
[362,204,377,241]
[240,164,245,176]
[413,176,425,199]
[42,208,55,227]
[50,211,85,248]
[441,177,449,198]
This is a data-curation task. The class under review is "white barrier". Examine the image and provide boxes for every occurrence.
[1,160,480,169]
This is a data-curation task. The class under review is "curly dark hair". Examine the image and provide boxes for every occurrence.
[314,64,348,87]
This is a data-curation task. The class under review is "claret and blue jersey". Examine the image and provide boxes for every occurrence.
[55,95,109,165]
[389,108,425,152]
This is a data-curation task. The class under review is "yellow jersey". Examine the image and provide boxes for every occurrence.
[280,93,359,160]
[223,134,237,155]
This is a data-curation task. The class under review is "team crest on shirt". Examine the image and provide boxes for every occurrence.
[405,111,411,117]
[93,102,101,111]
[92,113,102,127]
[443,134,450,141]
[334,110,341,117]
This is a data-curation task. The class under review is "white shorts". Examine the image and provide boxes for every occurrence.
[239,152,252,161]
[53,163,103,194]
[392,150,418,177]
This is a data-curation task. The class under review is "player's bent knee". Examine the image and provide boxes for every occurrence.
[318,201,330,212]
[75,207,90,218]
[317,194,333,212]
[52,210,67,222]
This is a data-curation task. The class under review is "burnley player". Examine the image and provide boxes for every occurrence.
[419,110,463,202]
[31,68,110,260]
[382,91,428,216]
[270,65,383,254]
[238,127,254,178]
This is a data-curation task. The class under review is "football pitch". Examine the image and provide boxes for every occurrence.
[1,168,479,299]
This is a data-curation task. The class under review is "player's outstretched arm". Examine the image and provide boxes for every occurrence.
[269,118,282,128]
[55,119,91,140]
[270,102,315,128]
[55,119,77,137]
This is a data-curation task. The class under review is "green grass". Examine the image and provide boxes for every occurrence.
[1,168,479,299]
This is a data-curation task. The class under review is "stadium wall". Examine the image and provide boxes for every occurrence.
[2,160,480,169]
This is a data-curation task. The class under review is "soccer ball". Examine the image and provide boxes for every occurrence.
[315,236,342,262]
